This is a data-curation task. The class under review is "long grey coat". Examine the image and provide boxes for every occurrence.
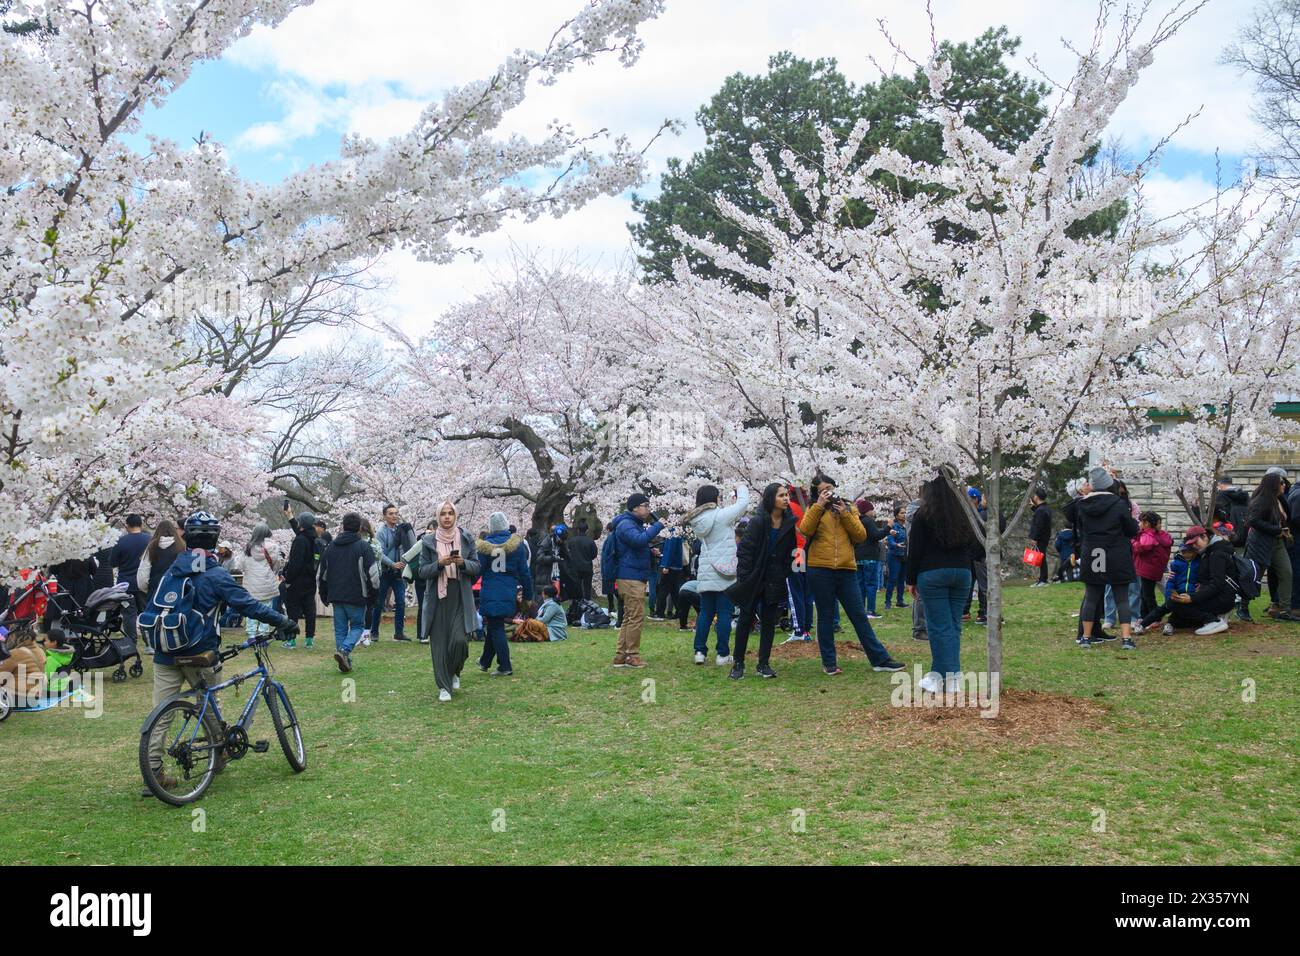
[417,529,481,636]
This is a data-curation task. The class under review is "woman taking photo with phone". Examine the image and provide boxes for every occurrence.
[418,500,481,702]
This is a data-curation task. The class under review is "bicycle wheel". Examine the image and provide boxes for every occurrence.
[138,698,223,806]
[266,682,305,773]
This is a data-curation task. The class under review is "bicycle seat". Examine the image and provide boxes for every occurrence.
[173,650,220,669]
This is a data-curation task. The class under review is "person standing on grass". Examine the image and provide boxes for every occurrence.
[653,526,687,621]
[854,499,887,619]
[565,520,598,619]
[399,520,437,644]
[599,521,621,619]
[418,500,480,702]
[475,511,533,677]
[725,482,797,680]
[137,519,187,606]
[1132,512,1173,619]
[318,512,380,674]
[1240,470,1298,622]
[906,478,983,695]
[376,504,416,642]
[110,514,150,645]
[801,475,906,677]
[281,511,319,650]
[1076,467,1140,650]
[235,524,283,641]
[609,493,664,669]
[683,484,749,666]
[884,507,908,609]
[1028,487,1052,587]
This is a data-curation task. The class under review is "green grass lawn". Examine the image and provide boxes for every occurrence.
[2,584,1297,865]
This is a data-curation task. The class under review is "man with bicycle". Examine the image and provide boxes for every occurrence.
[140,512,297,797]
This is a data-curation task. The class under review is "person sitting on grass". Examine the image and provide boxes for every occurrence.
[1134,526,1235,637]
[536,585,568,642]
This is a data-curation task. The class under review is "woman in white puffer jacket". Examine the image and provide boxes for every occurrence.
[237,524,285,639]
[682,484,749,666]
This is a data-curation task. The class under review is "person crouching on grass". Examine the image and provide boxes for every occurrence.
[1136,526,1237,636]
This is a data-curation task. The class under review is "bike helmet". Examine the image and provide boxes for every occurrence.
[183,511,221,550]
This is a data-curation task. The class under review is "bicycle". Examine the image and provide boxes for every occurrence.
[138,625,305,806]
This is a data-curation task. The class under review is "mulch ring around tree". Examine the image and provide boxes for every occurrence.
[826,688,1110,751]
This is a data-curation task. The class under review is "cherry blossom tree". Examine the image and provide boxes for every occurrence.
[671,3,1219,683]
[0,0,666,575]
[1100,183,1300,524]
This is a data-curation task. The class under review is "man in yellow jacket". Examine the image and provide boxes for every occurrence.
[800,475,906,676]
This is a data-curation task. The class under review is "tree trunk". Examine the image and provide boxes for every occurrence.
[986,449,1004,684]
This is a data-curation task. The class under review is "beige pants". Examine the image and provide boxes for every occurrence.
[615,578,647,658]
[147,661,221,770]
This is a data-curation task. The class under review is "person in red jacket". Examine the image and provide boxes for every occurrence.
[1132,511,1174,619]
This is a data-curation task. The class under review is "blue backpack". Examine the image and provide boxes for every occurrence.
[600,527,622,586]
[138,554,214,654]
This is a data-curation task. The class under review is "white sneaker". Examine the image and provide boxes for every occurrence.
[1195,619,1229,636]
[918,672,944,694]
[439,688,452,702]
[1130,623,1145,635]
[359,629,371,647]
[1161,622,1175,636]
[782,633,802,644]
[693,651,706,664]
[944,675,966,694]
[453,676,460,690]
[716,654,733,666]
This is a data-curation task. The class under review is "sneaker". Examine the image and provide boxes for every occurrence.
[453,675,461,690]
[944,674,966,694]
[1161,622,1175,636]
[782,633,803,644]
[393,634,412,643]
[333,651,348,672]
[918,672,943,694]
[913,632,929,642]
[694,651,706,664]
[304,638,314,649]
[1092,630,1117,642]
[867,612,882,620]
[478,661,491,673]
[1236,608,1254,623]
[1194,619,1229,636]
[974,617,987,626]
[1277,612,1300,622]
[611,654,629,668]
[359,629,372,647]
[624,657,646,668]
[897,601,909,608]
[799,632,813,642]
[1121,637,1137,650]
[756,663,778,679]
[418,636,430,644]
[677,625,692,631]
[282,639,296,649]
[1130,623,1145,636]
[729,662,744,680]
[715,654,733,666]
[823,666,842,676]
[438,688,452,702]
[491,669,513,677]
[647,616,666,622]
[1076,634,1089,646]
[872,658,906,672]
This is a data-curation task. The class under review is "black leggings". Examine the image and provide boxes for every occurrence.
[733,602,779,666]
[1081,582,1130,627]
[1139,578,1159,618]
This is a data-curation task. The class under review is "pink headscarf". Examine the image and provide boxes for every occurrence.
[434,500,460,600]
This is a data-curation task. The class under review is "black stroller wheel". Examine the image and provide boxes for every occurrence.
[112,667,127,683]
[0,685,11,722]
[129,659,143,678]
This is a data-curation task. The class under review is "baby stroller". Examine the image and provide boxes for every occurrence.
[45,581,143,683]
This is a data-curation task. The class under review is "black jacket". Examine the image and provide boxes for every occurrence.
[1075,492,1139,585]
[1243,492,1287,565]
[565,533,598,576]
[1214,487,1250,532]
[904,509,984,586]
[318,531,380,607]
[726,511,798,613]
[853,515,890,562]
[1188,538,1237,613]
[1028,503,1052,547]
[282,526,318,598]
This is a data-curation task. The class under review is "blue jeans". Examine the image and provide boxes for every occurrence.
[917,567,970,677]
[377,572,407,637]
[479,615,511,673]
[857,560,879,614]
[647,572,658,614]
[787,572,813,634]
[333,603,367,656]
[807,567,892,668]
[885,554,906,605]
[693,591,733,656]
[1103,581,1139,625]
[1288,540,1300,610]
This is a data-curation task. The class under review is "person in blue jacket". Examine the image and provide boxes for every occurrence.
[1053,527,1076,582]
[141,512,294,797]
[608,493,664,667]
[474,511,534,676]
[885,507,908,609]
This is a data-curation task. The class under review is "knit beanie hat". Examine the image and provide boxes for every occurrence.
[1087,467,1113,492]
[626,493,650,511]
[488,512,509,533]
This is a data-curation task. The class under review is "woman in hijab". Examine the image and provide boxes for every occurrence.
[418,500,481,702]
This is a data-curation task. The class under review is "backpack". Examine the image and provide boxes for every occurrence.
[1226,554,1262,600]
[138,556,213,655]
[600,529,622,587]
[579,600,612,629]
